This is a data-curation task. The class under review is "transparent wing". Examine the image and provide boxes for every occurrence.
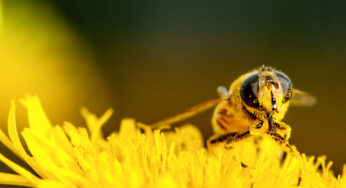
[152,98,222,128]
[290,89,316,107]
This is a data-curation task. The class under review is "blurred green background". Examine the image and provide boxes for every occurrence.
[0,0,345,176]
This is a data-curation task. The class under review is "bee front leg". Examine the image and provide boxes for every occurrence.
[207,121,262,149]
[266,131,286,144]
[265,123,298,154]
[274,121,291,141]
[207,131,251,149]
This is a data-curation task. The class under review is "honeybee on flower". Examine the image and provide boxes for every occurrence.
[154,66,316,151]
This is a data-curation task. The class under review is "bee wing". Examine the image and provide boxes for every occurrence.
[152,98,222,128]
[290,89,316,107]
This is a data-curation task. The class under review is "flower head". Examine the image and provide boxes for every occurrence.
[0,96,344,187]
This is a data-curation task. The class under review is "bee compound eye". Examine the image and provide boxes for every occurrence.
[240,74,260,108]
[276,72,293,103]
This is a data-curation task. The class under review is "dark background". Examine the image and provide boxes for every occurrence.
[0,0,345,178]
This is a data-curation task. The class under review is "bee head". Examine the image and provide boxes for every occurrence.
[240,67,292,114]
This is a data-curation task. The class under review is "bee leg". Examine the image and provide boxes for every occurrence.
[266,131,298,154]
[207,131,251,148]
[274,121,291,141]
[266,131,286,144]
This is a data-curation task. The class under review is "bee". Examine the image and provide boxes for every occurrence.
[153,66,316,149]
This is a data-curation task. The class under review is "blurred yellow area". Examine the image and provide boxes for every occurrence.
[0,1,113,128]
[0,0,2,31]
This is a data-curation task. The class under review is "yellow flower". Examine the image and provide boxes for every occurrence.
[0,96,345,188]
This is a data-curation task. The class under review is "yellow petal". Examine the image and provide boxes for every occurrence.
[50,126,75,157]
[0,172,32,187]
[0,128,18,156]
[0,153,38,184]
[36,180,76,188]
[8,100,28,160]
[20,96,52,136]
[81,107,113,141]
